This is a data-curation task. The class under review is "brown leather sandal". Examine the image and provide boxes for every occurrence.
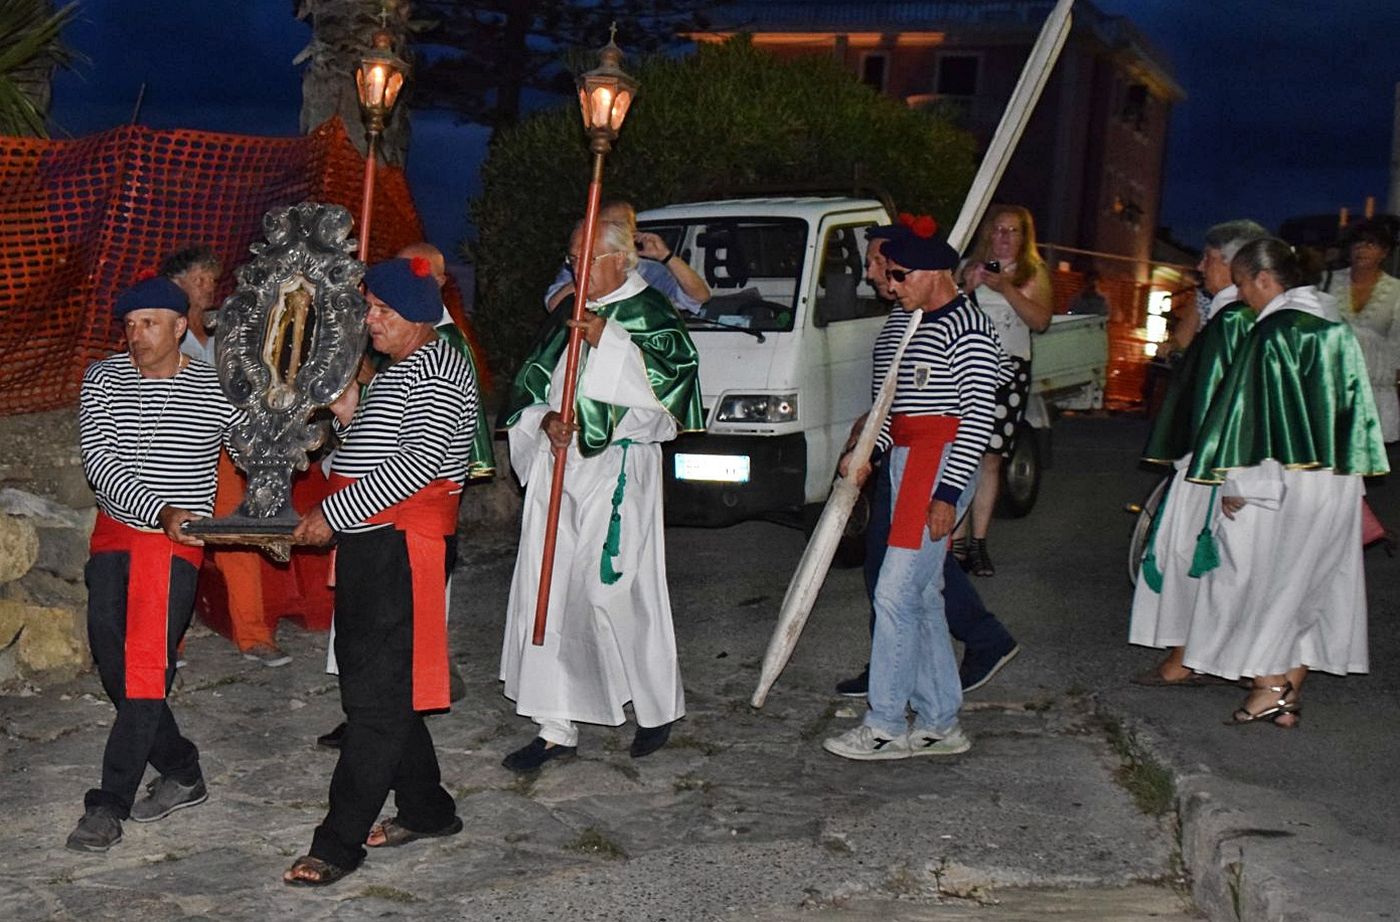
[367,815,464,848]
[283,854,354,887]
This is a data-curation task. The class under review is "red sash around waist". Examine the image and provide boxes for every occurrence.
[888,414,960,550]
[329,474,461,711]
[89,512,204,699]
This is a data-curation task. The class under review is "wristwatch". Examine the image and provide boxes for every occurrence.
[661,251,674,265]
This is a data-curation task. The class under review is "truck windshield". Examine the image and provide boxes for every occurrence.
[638,217,808,333]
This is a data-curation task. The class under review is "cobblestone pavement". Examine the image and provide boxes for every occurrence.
[0,514,1197,921]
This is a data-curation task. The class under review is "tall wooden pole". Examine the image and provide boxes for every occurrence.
[532,147,608,646]
[358,128,380,262]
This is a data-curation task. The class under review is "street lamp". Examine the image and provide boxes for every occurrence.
[354,28,408,261]
[532,30,638,646]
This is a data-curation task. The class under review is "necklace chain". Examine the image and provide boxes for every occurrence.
[132,356,185,476]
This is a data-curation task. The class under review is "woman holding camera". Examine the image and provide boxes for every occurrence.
[954,205,1054,576]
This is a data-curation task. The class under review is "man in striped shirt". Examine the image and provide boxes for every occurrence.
[823,221,1005,761]
[68,274,241,853]
[284,256,477,887]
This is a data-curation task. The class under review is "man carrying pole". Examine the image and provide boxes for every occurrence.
[498,220,702,772]
[821,222,1006,761]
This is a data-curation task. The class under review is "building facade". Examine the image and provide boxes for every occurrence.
[692,1,1184,276]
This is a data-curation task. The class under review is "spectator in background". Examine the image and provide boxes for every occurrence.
[545,200,711,314]
[1066,270,1109,316]
[162,246,222,364]
[954,205,1054,578]
[1321,218,1400,442]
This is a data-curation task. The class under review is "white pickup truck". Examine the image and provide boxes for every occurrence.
[637,195,1106,548]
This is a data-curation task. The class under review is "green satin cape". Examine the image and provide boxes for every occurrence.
[1187,309,1389,483]
[1143,303,1255,463]
[502,286,704,458]
[436,323,497,479]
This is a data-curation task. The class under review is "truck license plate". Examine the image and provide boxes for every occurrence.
[674,453,751,483]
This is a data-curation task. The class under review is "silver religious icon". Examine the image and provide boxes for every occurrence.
[185,202,368,560]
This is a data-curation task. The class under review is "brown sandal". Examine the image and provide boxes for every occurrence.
[367,815,464,848]
[283,854,354,887]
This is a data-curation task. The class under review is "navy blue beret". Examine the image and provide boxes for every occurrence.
[883,233,960,272]
[363,257,441,323]
[113,275,189,319]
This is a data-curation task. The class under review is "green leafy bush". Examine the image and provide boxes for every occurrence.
[471,36,976,379]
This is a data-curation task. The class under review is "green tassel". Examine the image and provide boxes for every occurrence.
[1141,548,1164,592]
[1137,477,1171,592]
[1188,485,1221,577]
[599,440,632,585]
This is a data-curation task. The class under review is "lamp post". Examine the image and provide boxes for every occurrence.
[532,30,639,646]
[354,28,407,261]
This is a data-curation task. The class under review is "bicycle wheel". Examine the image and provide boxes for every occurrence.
[1127,475,1171,585]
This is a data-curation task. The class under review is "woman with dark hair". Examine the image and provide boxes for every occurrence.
[1321,218,1400,441]
[1182,238,1388,727]
[954,205,1054,576]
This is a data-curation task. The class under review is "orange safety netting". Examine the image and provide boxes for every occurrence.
[1049,269,1183,410]
[0,116,485,417]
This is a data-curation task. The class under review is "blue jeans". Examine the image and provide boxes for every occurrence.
[864,458,1016,662]
[864,446,971,736]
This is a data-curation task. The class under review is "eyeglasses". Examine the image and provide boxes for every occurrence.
[885,268,914,283]
[566,251,623,268]
[992,225,1022,236]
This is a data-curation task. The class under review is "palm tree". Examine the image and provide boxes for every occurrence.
[0,0,77,137]
[292,0,413,165]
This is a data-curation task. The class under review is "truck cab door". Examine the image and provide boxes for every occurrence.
[801,212,891,501]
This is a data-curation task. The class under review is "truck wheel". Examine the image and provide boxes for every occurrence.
[995,423,1041,519]
[802,483,870,569]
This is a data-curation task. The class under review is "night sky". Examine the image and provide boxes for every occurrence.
[46,0,1400,259]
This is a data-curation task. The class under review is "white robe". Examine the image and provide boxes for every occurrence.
[500,278,685,728]
[1181,287,1369,679]
[1130,286,1245,648]
[1128,455,1215,648]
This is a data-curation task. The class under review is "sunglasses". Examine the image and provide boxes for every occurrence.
[885,268,914,283]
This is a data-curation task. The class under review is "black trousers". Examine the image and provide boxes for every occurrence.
[310,528,458,870]
[84,552,202,817]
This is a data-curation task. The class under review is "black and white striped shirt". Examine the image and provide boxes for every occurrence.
[79,356,239,529]
[871,295,1009,504]
[323,339,478,533]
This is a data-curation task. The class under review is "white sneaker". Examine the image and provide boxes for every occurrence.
[821,724,910,761]
[907,724,971,757]
[242,644,292,668]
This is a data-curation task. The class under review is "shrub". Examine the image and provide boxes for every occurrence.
[471,36,976,378]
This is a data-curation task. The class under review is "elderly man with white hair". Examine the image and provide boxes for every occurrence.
[498,219,703,772]
[1129,219,1268,687]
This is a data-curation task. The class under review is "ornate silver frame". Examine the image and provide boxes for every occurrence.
[186,202,367,559]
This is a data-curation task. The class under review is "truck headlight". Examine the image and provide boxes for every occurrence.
[715,393,798,423]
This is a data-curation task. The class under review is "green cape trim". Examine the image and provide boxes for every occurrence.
[1187,309,1390,483]
[1143,303,1255,464]
[436,324,497,479]
[502,286,704,458]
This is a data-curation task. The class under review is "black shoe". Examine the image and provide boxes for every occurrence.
[630,721,673,758]
[967,538,995,577]
[501,737,576,773]
[960,642,1022,692]
[317,722,347,750]
[66,807,122,853]
[835,667,869,697]
[130,775,207,823]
